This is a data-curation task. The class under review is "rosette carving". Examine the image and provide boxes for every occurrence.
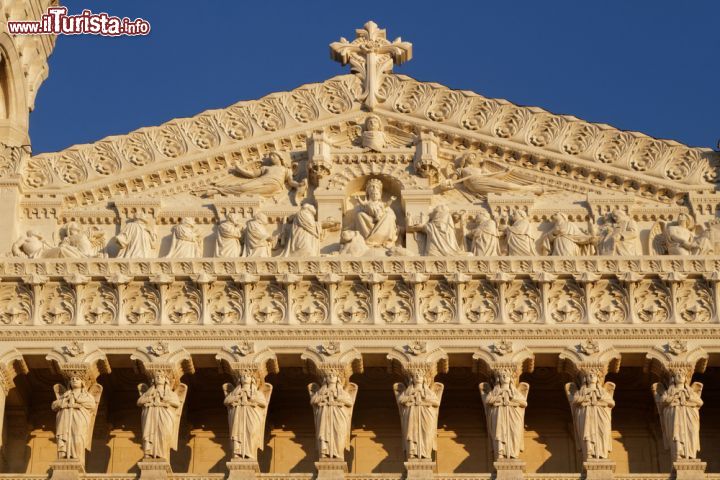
[319,79,357,115]
[117,132,155,166]
[24,156,54,188]
[492,106,530,139]
[525,114,565,147]
[459,97,500,131]
[393,82,432,114]
[207,282,243,324]
[0,283,32,325]
[593,131,632,164]
[293,280,329,324]
[634,279,671,323]
[251,99,285,132]
[464,280,499,323]
[664,147,696,181]
[166,282,202,325]
[506,280,541,323]
[285,89,319,123]
[82,282,118,325]
[425,91,462,123]
[335,281,371,324]
[628,138,666,172]
[378,279,413,324]
[150,123,187,158]
[216,106,254,141]
[561,122,598,155]
[123,282,160,325]
[184,115,220,150]
[89,142,122,176]
[55,150,89,184]
[40,283,76,325]
[589,279,628,324]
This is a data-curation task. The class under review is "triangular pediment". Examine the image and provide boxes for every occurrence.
[22,71,718,213]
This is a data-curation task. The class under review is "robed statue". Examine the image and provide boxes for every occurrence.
[652,369,703,460]
[116,213,158,259]
[137,371,188,460]
[480,370,529,460]
[565,370,615,460]
[222,374,272,460]
[308,371,357,459]
[51,375,102,463]
[393,369,443,460]
[354,178,398,249]
[166,217,202,258]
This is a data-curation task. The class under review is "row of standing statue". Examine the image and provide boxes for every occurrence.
[49,357,703,468]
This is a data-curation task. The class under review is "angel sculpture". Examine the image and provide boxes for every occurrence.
[197,152,307,205]
[440,153,544,200]
[649,213,714,256]
[393,369,443,461]
[51,375,101,462]
[308,371,357,459]
[222,374,272,460]
[137,371,187,460]
[565,370,615,460]
[652,369,703,461]
[479,369,529,460]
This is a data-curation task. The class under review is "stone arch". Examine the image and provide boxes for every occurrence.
[0,32,29,141]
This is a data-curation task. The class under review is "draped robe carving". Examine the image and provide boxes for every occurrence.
[137,372,187,460]
[223,375,272,460]
[480,371,529,460]
[653,370,703,461]
[116,214,157,259]
[393,371,443,461]
[566,371,615,460]
[51,376,100,462]
[308,373,357,459]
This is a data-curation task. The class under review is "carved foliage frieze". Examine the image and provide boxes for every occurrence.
[123,282,161,325]
[464,280,500,324]
[206,282,244,324]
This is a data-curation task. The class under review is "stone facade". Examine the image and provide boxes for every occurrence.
[0,14,719,480]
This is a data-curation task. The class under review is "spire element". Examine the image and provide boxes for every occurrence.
[330,21,413,110]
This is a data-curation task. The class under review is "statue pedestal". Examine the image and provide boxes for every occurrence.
[403,460,435,480]
[138,459,172,480]
[226,459,260,480]
[315,459,348,480]
[673,460,706,480]
[493,459,525,480]
[49,459,85,480]
[583,459,615,480]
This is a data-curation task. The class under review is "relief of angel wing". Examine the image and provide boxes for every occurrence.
[648,221,668,255]
[345,382,359,448]
[172,383,188,452]
[255,382,274,452]
[222,382,235,399]
[53,383,67,400]
[86,383,104,450]
[564,382,583,449]
[651,381,671,450]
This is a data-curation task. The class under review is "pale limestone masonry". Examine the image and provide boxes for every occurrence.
[0,13,719,480]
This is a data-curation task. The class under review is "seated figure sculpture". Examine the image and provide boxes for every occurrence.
[353,178,398,250]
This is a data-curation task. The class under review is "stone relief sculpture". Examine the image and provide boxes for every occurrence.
[479,368,529,460]
[441,153,542,199]
[360,114,387,151]
[137,370,187,460]
[308,371,357,459]
[596,209,640,256]
[11,230,51,258]
[166,218,202,258]
[652,369,703,461]
[242,212,275,258]
[51,374,101,461]
[540,213,597,256]
[352,178,398,250]
[650,213,715,256]
[115,213,158,259]
[409,204,466,256]
[215,213,244,258]
[222,372,272,460]
[505,210,536,256]
[467,211,502,256]
[198,152,306,205]
[566,369,615,460]
[280,204,323,257]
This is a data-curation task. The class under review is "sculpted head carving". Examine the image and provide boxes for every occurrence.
[268,151,286,166]
[364,114,382,132]
[366,178,383,201]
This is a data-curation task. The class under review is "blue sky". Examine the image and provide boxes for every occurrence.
[29,0,720,154]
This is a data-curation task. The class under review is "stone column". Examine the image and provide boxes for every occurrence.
[645,342,708,480]
[130,343,194,480]
[216,343,278,480]
[301,343,363,480]
[0,349,26,460]
[558,341,621,480]
[473,342,534,480]
[387,342,448,480]
[46,343,110,480]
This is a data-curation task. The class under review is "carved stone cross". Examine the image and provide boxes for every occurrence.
[330,21,412,110]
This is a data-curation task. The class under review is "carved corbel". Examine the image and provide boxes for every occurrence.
[387,342,448,473]
[46,342,110,470]
[307,131,332,184]
[659,272,687,324]
[473,343,533,468]
[216,343,277,470]
[558,341,620,466]
[131,343,194,465]
[644,342,707,474]
[574,273,601,324]
[531,272,556,324]
[301,343,363,472]
[490,272,514,324]
[702,271,720,323]
[0,349,27,450]
[413,131,440,183]
[318,274,343,324]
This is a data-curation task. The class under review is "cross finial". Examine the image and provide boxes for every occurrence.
[330,21,413,110]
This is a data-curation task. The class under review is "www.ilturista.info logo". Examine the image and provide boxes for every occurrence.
[8,7,151,36]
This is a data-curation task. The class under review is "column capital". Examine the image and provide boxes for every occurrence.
[645,341,707,379]
[558,340,621,381]
[216,343,278,382]
[46,342,110,385]
[387,341,448,381]
[302,343,363,384]
[131,342,194,384]
[473,342,534,380]
[0,348,27,394]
